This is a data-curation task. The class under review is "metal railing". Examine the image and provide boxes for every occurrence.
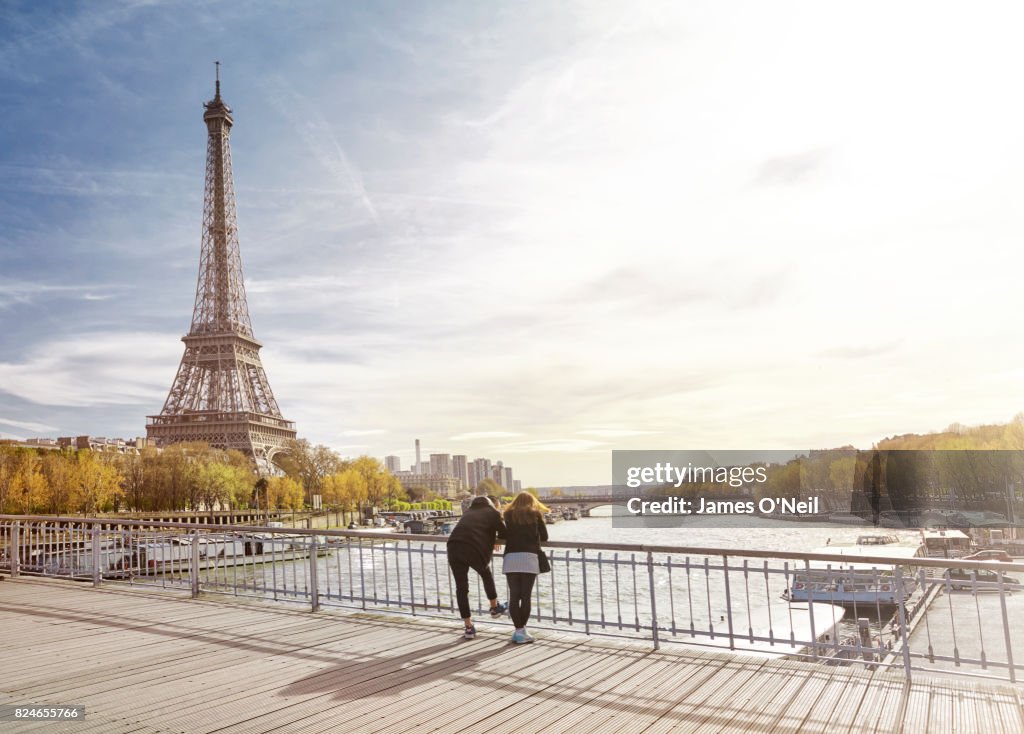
[2,515,1022,684]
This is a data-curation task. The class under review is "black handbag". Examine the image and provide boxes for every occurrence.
[538,551,551,574]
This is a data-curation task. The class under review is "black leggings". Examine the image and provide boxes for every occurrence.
[448,554,498,620]
[506,572,537,629]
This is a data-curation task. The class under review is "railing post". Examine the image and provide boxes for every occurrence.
[91,525,101,587]
[191,529,201,598]
[646,551,659,650]
[10,522,20,578]
[997,573,1016,684]
[722,554,735,651]
[406,540,416,616]
[309,535,320,612]
[806,560,818,661]
[581,549,590,636]
[894,566,912,682]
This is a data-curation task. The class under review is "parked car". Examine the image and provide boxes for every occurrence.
[943,567,1020,591]
[962,549,1015,563]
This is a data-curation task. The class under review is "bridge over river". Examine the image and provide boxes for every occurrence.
[2,515,1023,732]
[2,577,1023,733]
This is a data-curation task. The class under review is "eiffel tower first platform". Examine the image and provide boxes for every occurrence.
[148,67,296,472]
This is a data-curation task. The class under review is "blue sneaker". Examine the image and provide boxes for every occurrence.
[463,625,476,640]
[511,629,533,644]
[490,602,508,618]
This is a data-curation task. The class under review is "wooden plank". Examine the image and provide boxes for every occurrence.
[142,623,504,732]
[992,684,1024,733]
[630,654,769,734]
[897,675,932,734]
[789,664,864,733]
[711,659,829,733]
[427,644,655,734]
[2,577,1022,734]
[339,638,602,734]
[77,621,448,729]
[864,674,911,733]
[527,651,716,734]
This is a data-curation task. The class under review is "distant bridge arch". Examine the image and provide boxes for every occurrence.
[542,495,617,517]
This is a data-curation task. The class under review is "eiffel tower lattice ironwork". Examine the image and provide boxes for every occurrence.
[147,67,296,471]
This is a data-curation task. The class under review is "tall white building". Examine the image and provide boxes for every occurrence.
[429,453,452,476]
[384,455,401,474]
[452,454,468,489]
[473,458,492,489]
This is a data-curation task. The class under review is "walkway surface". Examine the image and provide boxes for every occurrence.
[1,577,1022,733]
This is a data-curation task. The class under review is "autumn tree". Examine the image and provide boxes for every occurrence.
[266,476,304,510]
[322,469,362,510]
[70,451,123,514]
[276,439,344,504]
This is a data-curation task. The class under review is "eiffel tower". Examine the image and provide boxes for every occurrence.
[147,66,296,472]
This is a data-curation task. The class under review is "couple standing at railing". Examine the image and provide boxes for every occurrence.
[446,493,550,643]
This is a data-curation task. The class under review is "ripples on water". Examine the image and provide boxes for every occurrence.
[545,511,923,551]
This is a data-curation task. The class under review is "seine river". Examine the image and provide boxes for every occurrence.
[198,513,925,659]
[543,509,922,552]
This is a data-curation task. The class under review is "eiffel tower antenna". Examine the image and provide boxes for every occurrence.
[147,70,296,473]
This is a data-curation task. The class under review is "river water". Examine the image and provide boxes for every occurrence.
[544,510,922,552]
[200,514,923,657]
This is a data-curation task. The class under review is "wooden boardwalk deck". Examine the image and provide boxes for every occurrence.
[0,577,1021,733]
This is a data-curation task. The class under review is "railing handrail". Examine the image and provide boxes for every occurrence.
[2,514,1022,571]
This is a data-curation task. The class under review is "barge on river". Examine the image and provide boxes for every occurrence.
[781,534,926,608]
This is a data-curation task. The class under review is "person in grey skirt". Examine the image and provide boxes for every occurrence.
[501,492,550,643]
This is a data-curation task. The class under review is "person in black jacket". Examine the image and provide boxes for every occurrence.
[446,496,508,639]
[500,492,549,643]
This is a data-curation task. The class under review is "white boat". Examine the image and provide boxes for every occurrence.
[921,528,973,559]
[782,534,926,608]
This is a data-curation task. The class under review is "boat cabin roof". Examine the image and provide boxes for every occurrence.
[921,529,970,541]
[806,539,924,570]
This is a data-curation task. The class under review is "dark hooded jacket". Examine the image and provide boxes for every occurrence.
[447,496,506,567]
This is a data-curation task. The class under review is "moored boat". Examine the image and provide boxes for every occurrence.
[921,528,973,559]
[782,534,926,608]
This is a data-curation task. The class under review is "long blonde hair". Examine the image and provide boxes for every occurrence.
[503,491,550,525]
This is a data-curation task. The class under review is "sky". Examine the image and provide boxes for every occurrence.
[2,1,1024,487]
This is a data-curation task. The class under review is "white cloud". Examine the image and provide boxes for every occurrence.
[0,279,122,309]
[449,432,526,441]
[0,417,59,433]
[496,439,607,454]
[0,332,178,407]
[578,429,659,438]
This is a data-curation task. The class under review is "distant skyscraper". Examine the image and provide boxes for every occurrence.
[415,439,421,470]
[467,463,478,489]
[384,455,401,473]
[452,455,468,488]
[473,458,492,488]
[503,467,514,491]
[417,461,429,475]
[429,453,452,476]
